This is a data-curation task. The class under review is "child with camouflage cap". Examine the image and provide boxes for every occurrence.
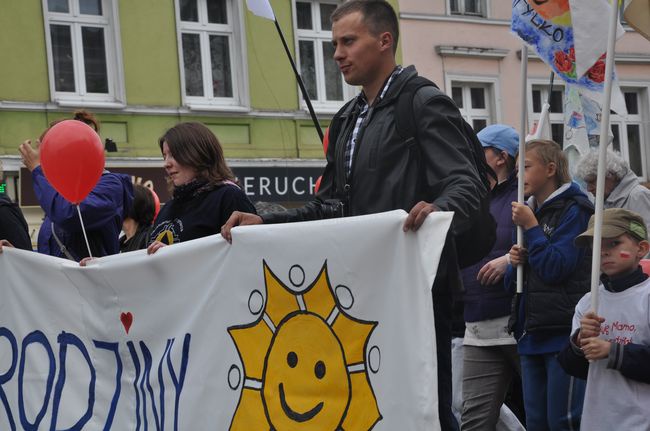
[558,208,650,430]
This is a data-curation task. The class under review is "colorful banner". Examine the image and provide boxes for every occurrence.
[512,0,627,156]
[512,0,609,91]
[510,0,629,111]
[0,210,452,430]
[563,85,607,154]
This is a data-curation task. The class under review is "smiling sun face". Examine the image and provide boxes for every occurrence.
[228,261,381,431]
[264,312,350,429]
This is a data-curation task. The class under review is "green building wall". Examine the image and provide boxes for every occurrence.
[119,0,182,107]
[0,2,50,102]
[0,0,401,160]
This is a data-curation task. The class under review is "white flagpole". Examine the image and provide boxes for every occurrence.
[517,43,528,294]
[590,1,620,312]
[76,205,93,259]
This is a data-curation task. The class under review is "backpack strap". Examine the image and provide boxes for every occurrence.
[327,97,357,153]
[394,76,495,191]
[50,222,77,261]
[394,76,440,142]
[326,97,360,200]
[461,120,497,189]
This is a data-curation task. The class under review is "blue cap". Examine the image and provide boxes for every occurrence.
[477,124,519,158]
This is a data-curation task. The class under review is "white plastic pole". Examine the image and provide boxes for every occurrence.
[590,0,620,312]
[76,205,93,259]
[517,44,528,294]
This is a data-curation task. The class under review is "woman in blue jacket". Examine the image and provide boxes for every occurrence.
[19,111,133,261]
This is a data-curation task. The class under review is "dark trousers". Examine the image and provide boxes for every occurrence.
[520,353,585,431]
[434,293,459,431]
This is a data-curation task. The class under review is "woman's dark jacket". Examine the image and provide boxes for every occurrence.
[0,193,32,250]
[462,173,517,322]
[150,180,255,245]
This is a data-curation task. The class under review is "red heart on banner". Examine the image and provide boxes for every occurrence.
[120,312,133,334]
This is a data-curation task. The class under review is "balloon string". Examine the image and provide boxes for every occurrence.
[76,205,93,259]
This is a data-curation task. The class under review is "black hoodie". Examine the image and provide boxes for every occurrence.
[0,193,32,250]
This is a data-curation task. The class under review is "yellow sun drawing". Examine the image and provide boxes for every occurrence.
[228,261,382,430]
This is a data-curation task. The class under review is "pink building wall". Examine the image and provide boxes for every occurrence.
[397,0,650,176]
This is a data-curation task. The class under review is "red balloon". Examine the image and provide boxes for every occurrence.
[40,120,105,204]
[314,175,322,194]
[323,127,329,155]
[150,188,161,221]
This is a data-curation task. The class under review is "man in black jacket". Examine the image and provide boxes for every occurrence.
[222,1,485,429]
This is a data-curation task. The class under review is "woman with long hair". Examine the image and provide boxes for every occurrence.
[147,122,255,254]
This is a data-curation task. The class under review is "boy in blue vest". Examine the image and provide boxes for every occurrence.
[507,139,593,430]
[558,208,650,430]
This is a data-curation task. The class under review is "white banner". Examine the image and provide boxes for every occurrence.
[0,210,451,430]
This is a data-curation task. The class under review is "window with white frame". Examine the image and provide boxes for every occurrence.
[176,0,245,107]
[451,82,493,132]
[611,90,647,179]
[531,85,648,180]
[448,0,487,17]
[295,0,353,110]
[43,0,123,104]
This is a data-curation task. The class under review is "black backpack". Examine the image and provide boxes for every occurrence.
[395,76,496,268]
[328,75,496,269]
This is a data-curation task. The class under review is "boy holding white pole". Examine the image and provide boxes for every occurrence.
[558,208,650,430]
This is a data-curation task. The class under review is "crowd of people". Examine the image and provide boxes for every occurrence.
[0,114,257,260]
[1,1,649,430]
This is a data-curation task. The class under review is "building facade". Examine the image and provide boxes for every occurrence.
[399,0,650,180]
[3,0,648,244]
[0,0,398,240]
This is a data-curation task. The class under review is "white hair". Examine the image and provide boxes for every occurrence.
[574,149,629,181]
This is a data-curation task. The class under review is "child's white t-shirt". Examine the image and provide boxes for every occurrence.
[572,277,650,430]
